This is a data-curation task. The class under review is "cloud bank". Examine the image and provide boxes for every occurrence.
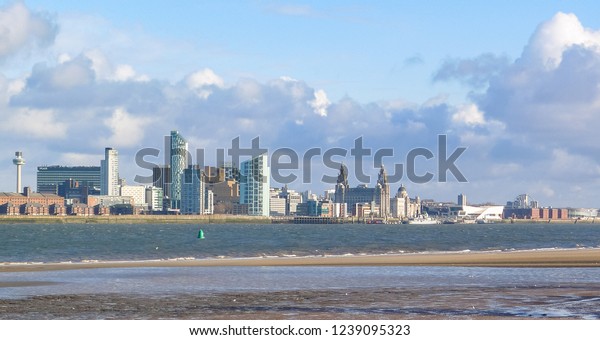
[1,6,599,207]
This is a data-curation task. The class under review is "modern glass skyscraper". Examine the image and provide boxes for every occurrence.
[180,166,204,214]
[169,130,188,210]
[240,154,270,217]
[100,147,119,196]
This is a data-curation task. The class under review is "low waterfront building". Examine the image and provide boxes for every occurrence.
[145,186,164,212]
[458,205,504,222]
[0,189,64,216]
[120,185,148,210]
[269,188,287,216]
[568,208,598,219]
[503,207,568,220]
[87,195,137,215]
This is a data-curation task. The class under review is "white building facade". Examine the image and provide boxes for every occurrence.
[100,147,119,196]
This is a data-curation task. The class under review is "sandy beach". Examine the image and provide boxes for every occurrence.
[2,248,599,273]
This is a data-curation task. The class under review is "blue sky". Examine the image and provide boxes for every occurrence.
[1,1,600,207]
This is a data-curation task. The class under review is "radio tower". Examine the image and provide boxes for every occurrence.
[12,151,25,194]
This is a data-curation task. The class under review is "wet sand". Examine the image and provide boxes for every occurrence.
[2,248,599,273]
[2,284,599,320]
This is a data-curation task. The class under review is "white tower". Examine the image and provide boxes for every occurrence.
[100,147,119,196]
[12,151,25,194]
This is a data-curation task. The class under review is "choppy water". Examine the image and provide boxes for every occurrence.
[1,223,599,263]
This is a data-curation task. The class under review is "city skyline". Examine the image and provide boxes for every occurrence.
[1,1,600,207]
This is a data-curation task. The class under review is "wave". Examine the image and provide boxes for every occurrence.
[2,246,599,267]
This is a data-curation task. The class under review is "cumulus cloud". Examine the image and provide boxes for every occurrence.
[0,2,57,58]
[3,4,600,206]
[309,89,330,116]
[102,107,153,148]
[426,11,600,206]
[185,68,224,99]
[451,103,486,126]
[521,12,600,69]
[1,108,67,139]
[479,12,600,151]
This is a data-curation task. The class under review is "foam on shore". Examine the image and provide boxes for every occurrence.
[1,248,600,272]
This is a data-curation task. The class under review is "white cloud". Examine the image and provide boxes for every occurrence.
[522,12,600,69]
[2,4,599,206]
[452,103,486,126]
[0,2,57,58]
[51,58,94,88]
[234,78,263,105]
[309,89,330,116]
[102,107,153,148]
[470,12,600,154]
[84,49,148,83]
[2,108,67,139]
[185,68,224,99]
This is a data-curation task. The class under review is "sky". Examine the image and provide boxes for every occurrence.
[1,0,600,207]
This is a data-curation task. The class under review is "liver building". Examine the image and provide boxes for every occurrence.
[334,165,390,218]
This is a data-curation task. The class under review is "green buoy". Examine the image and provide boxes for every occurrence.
[197,229,205,239]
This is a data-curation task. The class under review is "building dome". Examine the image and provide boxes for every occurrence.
[397,185,408,198]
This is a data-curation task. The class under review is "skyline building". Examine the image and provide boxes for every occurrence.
[377,166,390,218]
[180,166,204,214]
[240,154,270,217]
[391,185,421,219]
[458,193,467,207]
[152,165,171,209]
[145,186,164,212]
[169,130,188,210]
[37,165,101,194]
[100,147,119,196]
[334,164,389,217]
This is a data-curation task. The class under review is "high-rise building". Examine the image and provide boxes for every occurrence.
[204,189,214,214]
[180,166,204,214]
[169,131,188,210]
[458,193,467,207]
[152,165,171,208]
[37,166,101,194]
[100,147,119,196]
[239,154,270,216]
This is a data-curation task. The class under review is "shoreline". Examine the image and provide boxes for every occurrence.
[0,214,598,224]
[2,248,599,272]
